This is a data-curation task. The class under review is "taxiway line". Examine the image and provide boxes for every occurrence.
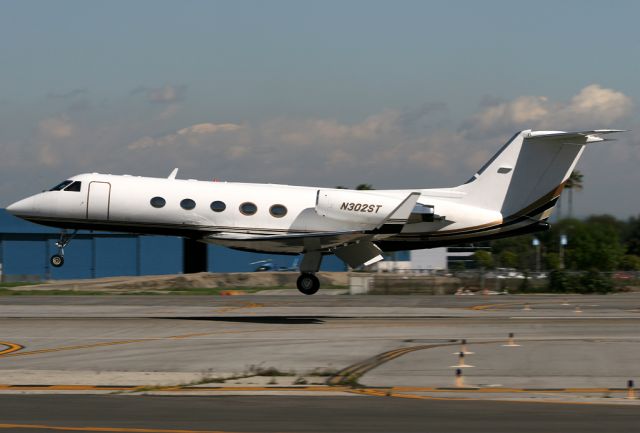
[0,423,247,433]
[0,384,628,394]
[0,342,24,356]
[0,338,150,358]
[346,388,629,406]
[0,322,446,360]
[468,302,524,311]
[327,340,467,385]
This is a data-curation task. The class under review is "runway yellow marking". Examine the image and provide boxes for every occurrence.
[469,302,531,311]
[389,386,622,394]
[0,384,625,394]
[0,424,248,433]
[216,303,264,314]
[0,384,627,395]
[328,342,463,386]
[469,299,589,311]
[0,321,431,361]
[0,339,149,358]
[177,386,349,392]
[0,325,320,360]
[0,342,23,356]
[348,389,616,405]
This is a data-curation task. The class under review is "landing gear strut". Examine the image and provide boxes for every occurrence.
[296,273,320,295]
[50,230,77,268]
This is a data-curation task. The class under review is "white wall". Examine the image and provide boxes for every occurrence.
[410,248,447,270]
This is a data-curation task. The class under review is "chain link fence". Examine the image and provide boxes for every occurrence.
[349,270,640,295]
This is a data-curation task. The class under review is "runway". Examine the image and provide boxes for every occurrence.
[0,293,639,431]
[0,395,639,433]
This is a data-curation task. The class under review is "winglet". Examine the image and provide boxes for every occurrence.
[168,168,179,180]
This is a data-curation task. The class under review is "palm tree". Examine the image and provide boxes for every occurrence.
[564,170,584,218]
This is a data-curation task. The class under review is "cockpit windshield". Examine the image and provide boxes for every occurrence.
[65,181,81,191]
[49,180,73,191]
[49,180,82,192]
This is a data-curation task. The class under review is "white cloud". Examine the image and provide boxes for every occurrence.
[158,104,180,120]
[32,116,77,167]
[128,85,189,120]
[128,122,245,150]
[559,84,634,125]
[123,85,634,189]
[465,84,633,137]
[132,84,187,104]
[148,86,182,103]
[38,116,74,139]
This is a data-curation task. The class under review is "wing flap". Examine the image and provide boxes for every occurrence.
[334,240,383,268]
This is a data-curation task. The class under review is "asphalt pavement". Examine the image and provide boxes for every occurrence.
[0,395,639,433]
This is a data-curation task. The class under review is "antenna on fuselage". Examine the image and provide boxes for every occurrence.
[168,168,179,180]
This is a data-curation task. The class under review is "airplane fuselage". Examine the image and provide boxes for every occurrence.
[8,172,506,253]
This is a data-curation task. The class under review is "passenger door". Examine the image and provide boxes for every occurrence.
[86,182,111,220]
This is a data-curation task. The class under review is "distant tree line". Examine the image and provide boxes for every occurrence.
[474,215,640,293]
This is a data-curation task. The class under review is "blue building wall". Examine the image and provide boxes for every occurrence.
[0,210,345,279]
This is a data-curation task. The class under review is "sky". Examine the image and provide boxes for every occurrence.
[1,0,639,218]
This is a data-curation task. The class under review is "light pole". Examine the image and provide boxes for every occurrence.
[559,234,568,270]
[532,238,541,274]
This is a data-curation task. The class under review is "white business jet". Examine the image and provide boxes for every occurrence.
[6,129,622,294]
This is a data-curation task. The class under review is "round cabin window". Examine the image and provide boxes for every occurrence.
[269,204,287,218]
[150,197,166,208]
[210,201,226,212]
[239,202,257,216]
[180,198,196,210]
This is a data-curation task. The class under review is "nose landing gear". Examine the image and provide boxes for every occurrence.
[50,254,64,267]
[50,230,77,268]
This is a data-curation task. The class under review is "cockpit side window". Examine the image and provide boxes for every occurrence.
[49,180,73,191]
[64,181,82,192]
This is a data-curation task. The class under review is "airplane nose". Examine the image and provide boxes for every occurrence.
[6,196,35,216]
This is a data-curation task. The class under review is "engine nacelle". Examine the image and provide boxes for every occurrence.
[315,189,404,225]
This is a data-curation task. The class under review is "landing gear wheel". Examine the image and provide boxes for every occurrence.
[297,273,320,295]
[50,254,64,267]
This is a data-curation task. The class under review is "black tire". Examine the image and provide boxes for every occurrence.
[50,254,64,267]
[297,273,320,295]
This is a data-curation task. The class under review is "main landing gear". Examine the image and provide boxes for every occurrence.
[50,230,77,268]
[296,251,323,295]
[296,273,320,295]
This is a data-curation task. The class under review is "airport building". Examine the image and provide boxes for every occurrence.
[0,209,345,281]
[0,209,478,281]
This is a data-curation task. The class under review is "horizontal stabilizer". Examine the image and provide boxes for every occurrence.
[525,129,626,144]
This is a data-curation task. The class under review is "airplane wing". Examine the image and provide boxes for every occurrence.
[204,230,371,253]
[207,230,386,268]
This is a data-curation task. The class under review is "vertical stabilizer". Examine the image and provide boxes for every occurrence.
[455,130,623,219]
